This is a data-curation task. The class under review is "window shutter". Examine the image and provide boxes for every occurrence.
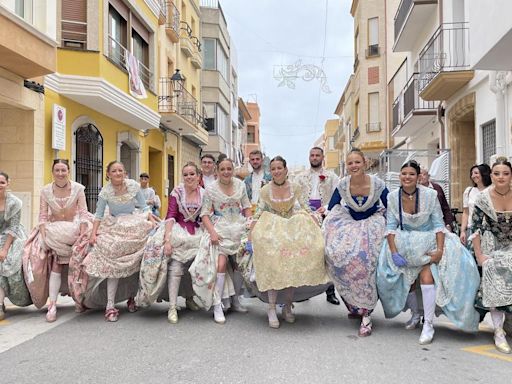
[62,0,87,49]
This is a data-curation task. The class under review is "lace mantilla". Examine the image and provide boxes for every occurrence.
[337,175,385,212]
[99,179,140,205]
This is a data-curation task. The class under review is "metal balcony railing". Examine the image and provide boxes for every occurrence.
[159,78,205,128]
[107,35,152,89]
[165,1,180,35]
[418,22,470,92]
[180,21,201,52]
[394,0,413,40]
[353,55,359,71]
[365,44,380,58]
[61,19,87,49]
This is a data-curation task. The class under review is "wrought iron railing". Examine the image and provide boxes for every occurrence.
[418,22,470,92]
[353,55,360,72]
[159,78,205,128]
[107,35,152,89]
[165,1,180,35]
[61,19,87,49]
[394,0,413,40]
[179,21,201,52]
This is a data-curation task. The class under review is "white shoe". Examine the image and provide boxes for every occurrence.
[267,306,280,329]
[419,321,435,345]
[405,313,421,330]
[494,328,512,354]
[231,296,248,313]
[213,304,225,324]
[167,306,178,324]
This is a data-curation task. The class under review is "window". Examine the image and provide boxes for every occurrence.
[108,5,127,66]
[14,0,33,23]
[367,92,380,132]
[203,38,216,69]
[62,0,87,49]
[482,119,496,165]
[132,30,149,87]
[217,107,228,138]
[247,126,255,143]
[354,99,360,131]
[367,17,379,57]
[217,43,229,80]
[328,136,335,151]
[204,103,216,132]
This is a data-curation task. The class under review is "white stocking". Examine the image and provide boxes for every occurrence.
[421,284,436,325]
[107,278,119,309]
[215,273,225,305]
[49,271,61,303]
[490,309,505,330]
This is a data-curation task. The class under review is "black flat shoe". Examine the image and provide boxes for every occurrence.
[326,294,340,305]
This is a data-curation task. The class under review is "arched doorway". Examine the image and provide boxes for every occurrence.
[75,124,103,212]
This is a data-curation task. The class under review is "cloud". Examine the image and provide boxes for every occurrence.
[219,0,354,166]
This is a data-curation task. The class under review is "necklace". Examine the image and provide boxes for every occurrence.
[355,195,365,207]
[494,188,511,197]
[54,181,69,189]
[219,178,232,186]
[273,179,286,187]
[401,188,417,200]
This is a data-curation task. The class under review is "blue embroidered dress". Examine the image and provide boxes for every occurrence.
[377,185,481,332]
[323,175,388,315]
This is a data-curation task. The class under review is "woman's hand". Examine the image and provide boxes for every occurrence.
[391,252,407,267]
[476,253,490,266]
[89,234,97,246]
[459,230,467,245]
[429,248,443,264]
[210,230,220,245]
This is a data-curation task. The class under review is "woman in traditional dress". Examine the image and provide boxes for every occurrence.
[136,162,203,323]
[189,158,252,324]
[0,172,31,319]
[377,160,480,345]
[460,164,491,246]
[23,159,90,322]
[472,157,512,354]
[323,149,388,336]
[245,156,329,328]
[70,161,154,322]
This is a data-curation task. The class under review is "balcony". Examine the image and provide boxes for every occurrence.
[418,22,474,101]
[353,55,359,72]
[365,44,380,58]
[0,6,56,78]
[180,21,195,57]
[107,35,152,90]
[190,36,202,69]
[392,73,438,137]
[159,78,208,145]
[394,0,438,52]
[164,1,180,43]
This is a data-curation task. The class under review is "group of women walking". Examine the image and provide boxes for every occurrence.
[0,150,511,355]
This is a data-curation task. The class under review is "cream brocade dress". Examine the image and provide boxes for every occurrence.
[251,183,330,293]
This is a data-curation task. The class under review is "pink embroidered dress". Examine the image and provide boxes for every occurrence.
[23,181,91,308]
[136,184,204,307]
[69,179,153,309]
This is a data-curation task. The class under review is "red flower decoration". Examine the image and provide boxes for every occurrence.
[319,174,326,181]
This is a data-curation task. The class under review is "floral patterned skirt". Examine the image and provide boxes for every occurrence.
[323,206,385,313]
[136,221,200,307]
[251,211,330,292]
[44,220,81,264]
[1,232,31,307]
[377,230,481,332]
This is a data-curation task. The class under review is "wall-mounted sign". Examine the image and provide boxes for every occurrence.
[52,104,66,151]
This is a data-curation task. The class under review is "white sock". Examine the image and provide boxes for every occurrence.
[267,290,277,306]
[49,272,61,303]
[490,309,505,330]
[168,274,181,308]
[215,273,225,305]
[420,284,436,325]
[284,287,295,306]
[107,278,119,309]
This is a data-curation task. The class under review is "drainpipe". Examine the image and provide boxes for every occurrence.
[437,102,446,149]
[489,71,509,157]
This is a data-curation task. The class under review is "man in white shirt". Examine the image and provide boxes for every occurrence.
[243,150,271,213]
[139,172,161,216]
[295,147,340,305]
[200,154,217,189]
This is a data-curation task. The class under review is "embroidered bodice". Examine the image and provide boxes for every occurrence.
[294,168,338,207]
[95,178,149,220]
[39,181,88,224]
[200,178,251,222]
[0,193,24,239]
[254,182,311,219]
[166,184,204,235]
[386,185,444,234]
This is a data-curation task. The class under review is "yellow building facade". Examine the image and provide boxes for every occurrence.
[323,119,340,174]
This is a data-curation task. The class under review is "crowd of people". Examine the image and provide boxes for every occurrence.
[0,148,511,354]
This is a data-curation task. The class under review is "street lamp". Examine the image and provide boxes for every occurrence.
[171,69,184,96]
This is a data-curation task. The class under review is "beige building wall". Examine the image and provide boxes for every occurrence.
[324,119,340,172]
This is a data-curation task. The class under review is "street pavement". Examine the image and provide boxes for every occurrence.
[0,295,510,384]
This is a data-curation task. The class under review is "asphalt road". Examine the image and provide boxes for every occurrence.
[0,295,510,383]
